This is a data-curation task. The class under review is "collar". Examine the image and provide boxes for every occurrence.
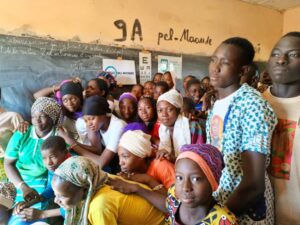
[31,126,55,140]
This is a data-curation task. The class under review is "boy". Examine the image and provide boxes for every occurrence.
[263,32,300,225]
[13,136,71,223]
[207,37,277,224]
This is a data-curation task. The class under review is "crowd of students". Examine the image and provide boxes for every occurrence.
[0,31,299,225]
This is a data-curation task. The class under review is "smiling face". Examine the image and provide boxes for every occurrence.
[175,158,212,208]
[162,72,174,89]
[52,175,86,210]
[31,111,54,136]
[62,94,81,113]
[209,43,244,90]
[267,36,300,85]
[131,85,143,100]
[138,98,155,123]
[118,146,145,173]
[157,100,179,127]
[143,82,155,97]
[187,83,205,104]
[119,98,137,122]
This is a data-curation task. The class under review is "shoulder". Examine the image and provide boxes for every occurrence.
[206,203,237,224]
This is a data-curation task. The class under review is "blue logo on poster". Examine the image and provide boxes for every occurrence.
[104,66,118,78]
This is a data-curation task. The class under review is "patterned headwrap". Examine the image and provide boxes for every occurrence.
[54,156,108,225]
[119,92,138,104]
[157,89,183,109]
[31,97,62,125]
[97,70,117,90]
[119,129,152,159]
[177,144,224,191]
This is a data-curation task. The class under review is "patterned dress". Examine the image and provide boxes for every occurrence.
[206,84,277,225]
[166,185,237,225]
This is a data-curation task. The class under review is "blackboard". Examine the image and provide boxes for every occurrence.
[0,34,211,120]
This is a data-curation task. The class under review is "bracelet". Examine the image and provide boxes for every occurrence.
[17,181,25,189]
[152,184,164,191]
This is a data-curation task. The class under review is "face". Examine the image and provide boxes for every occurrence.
[119,98,137,122]
[143,82,155,97]
[42,148,66,171]
[118,146,145,173]
[267,36,300,85]
[183,76,193,91]
[187,83,204,104]
[157,100,179,127]
[83,115,106,131]
[162,73,174,89]
[131,85,143,100]
[52,176,86,210]
[209,43,244,89]
[138,99,155,123]
[153,86,166,100]
[31,111,53,135]
[62,94,81,112]
[153,74,162,83]
[175,158,212,208]
[85,80,103,98]
[202,78,210,90]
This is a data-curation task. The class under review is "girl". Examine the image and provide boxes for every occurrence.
[108,144,237,225]
[143,81,155,97]
[161,71,176,90]
[156,90,205,162]
[51,157,165,225]
[137,96,159,145]
[118,127,175,192]
[118,92,138,123]
[153,72,163,84]
[153,81,170,100]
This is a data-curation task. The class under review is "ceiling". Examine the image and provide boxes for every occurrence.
[241,0,300,11]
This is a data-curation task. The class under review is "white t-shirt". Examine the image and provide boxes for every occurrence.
[76,114,126,153]
[210,90,237,151]
[263,88,300,225]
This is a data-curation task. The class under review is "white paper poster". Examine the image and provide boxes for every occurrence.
[103,59,137,85]
[157,55,182,79]
[139,52,152,85]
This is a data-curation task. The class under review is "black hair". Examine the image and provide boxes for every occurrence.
[41,136,67,153]
[137,96,157,131]
[186,78,202,90]
[89,78,109,98]
[201,76,210,82]
[283,32,300,39]
[155,81,170,92]
[153,72,163,79]
[144,81,155,86]
[183,75,196,82]
[182,97,195,114]
[83,95,111,116]
[132,84,144,90]
[222,37,255,65]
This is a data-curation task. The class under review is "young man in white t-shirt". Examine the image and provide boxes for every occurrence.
[263,32,300,225]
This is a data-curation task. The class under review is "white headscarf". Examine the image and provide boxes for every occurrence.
[157,89,183,109]
[119,130,152,158]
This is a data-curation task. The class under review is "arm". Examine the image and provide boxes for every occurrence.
[4,158,39,201]
[33,85,59,99]
[226,151,266,216]
[108,177,167,213]
[18,208,61,221]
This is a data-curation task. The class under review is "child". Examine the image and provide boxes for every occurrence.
[131,84,143,101]
[118,92,138,123]
[153,81,170,100]
[118,127,175,192]
[182,75,196,95]
[263,32,300,225]
[201,76,210,91]
[12,136,71,224]
[109,144,237,225]
[186,78,205,112]
[152,72,163,84]
[143,81,155,97]
[161,71,176,89]
[137,96,159,145]
[207,37,277,224]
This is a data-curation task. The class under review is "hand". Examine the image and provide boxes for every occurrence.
[156,149,172,161]
[107,177,139,194]
[201,89,217,111]
[19,208,44,221]
[13,201,29,215]
[17,121,30,134]
[21,184,40,202]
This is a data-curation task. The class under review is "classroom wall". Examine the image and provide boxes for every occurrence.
[0,0,282,61]
[283,6,300,34]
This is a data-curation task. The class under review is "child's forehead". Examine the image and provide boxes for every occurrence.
[41,147,63,155]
